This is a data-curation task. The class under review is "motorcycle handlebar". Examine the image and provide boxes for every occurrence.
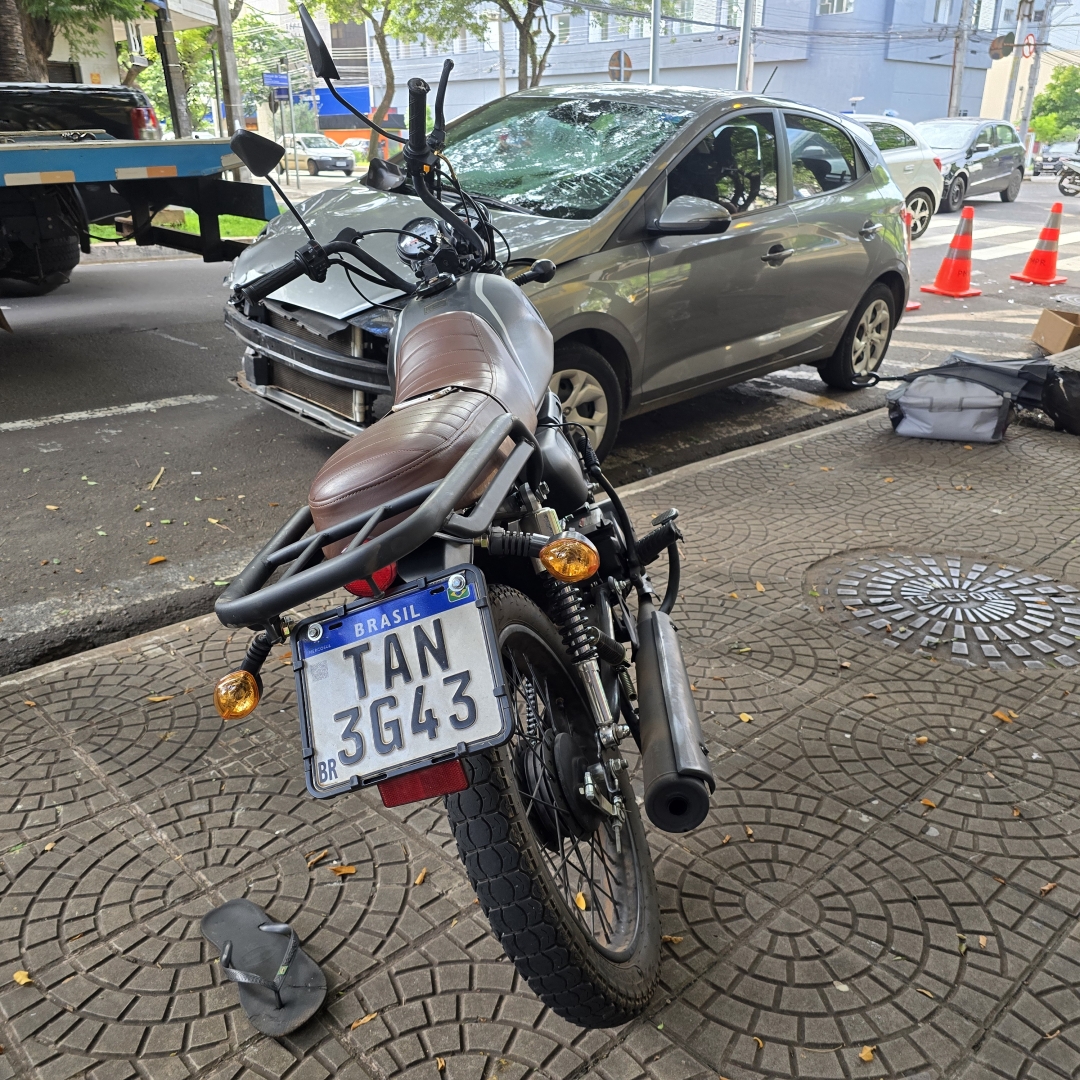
[237,257,305,305]
[408,78,429,157]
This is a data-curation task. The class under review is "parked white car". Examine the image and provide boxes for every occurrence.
[279,134,355,176]
[853,115,942,239]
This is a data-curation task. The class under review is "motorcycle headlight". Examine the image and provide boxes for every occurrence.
[397,217,449,264]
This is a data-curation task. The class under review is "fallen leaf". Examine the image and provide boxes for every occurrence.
[159,732,174,741]
[332,866,356,876]
[45,504,58,511]
[351,1013,378,1028]
[722,834,731,844]
[839,661,851,669]
[858,1046,875,1063]
[414,867,428,886]
[148,538,158,545]
[1040,882,1058,896]
[574,891,587,911]
[739,712,754,723]
[146,695,174,702]
[307,849,328,869]
[963,444,972,450]
[992,709,1014,723]
[920,798,937,809]
[269,502,280,507]
[915,736,929,746]
[148,466,165,491]
[39,560,48,566]
[958,940,966,955]
[1007,709,1018,719]
[148,556,167,565]
[437,1058,446,1071]
[12,972,31,986]
[820,466,833,471]
[23,701,35,708]
[809,588,820,597]
[833,980,850,992]
[690,684,697,691]
[1013,807,1021,817]
[74,568,82,573]
[994,876,1006,884]
[43,842,55,852]
[753,1036,764,1049]
[1045,1029,1061,1039]
[755,581,765,592]
[745,825,754,839]
[729,592,739,599]
[657,1023,664,1031]
[883,477,895,483]
[863,693,877,699]
[207,517,219,524]
[916,988,935,998]
[661,935,683,944]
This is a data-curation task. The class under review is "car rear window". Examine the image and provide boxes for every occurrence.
[0,86,151,138]
[865,122,916,151]
[443,95,690,219]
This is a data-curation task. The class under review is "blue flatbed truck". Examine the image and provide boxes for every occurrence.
[0,131,279,295]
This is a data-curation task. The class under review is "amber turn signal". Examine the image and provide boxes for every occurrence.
[214,669,260,720]
[539,532,600,583]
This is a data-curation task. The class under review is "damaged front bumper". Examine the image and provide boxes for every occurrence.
[224,299,397,439]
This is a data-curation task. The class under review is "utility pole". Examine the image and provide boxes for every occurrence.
[1003,0,1032,122]
[212,0,244,137]
[497,13,506,97]
[947,0,977,116]
[155,7,192,137]
[649,0,661,82]
[1019,0,1056,145]
[735,0,754,92]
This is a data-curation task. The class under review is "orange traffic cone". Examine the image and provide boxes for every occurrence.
[902,207,921,311]
[1011,202,1067,285]
[921,207,981,298]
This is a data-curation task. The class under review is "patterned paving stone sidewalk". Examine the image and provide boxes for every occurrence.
[2,410,1079,1080]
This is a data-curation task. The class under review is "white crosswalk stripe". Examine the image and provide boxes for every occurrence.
[917,224,1029,247]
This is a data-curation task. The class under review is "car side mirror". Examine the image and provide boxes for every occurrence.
[652,195,731,234]
[230,128,285,178]
[298,3,340,81]
[974,143,991,153]
[364,158,405,191]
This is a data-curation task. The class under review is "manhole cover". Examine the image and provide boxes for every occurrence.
[1052,293,1080,307]
[817,554,1080,671]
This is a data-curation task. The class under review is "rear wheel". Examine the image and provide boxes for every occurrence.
[905,190,934,239]
[943,175,967,213]
[1059,173,1080,197]
[446,586,660,1028]
[1001,169,1023,202]
[307,159,318,176]
[819,282,894,391]
[0,233,80,297]
[550,343,623,460]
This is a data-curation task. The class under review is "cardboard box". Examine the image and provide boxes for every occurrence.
[1032,308,1080,354]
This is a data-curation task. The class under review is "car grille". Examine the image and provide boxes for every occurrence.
[270,362,356,419]
[264,309,353,357]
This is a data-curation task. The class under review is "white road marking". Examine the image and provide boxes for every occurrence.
[0,394,219,433]
[901,311,1039,324]
[1051,253,1080,271]
[893,326,1033,340]
[888,342,1036,358]
[972,230,1080,261]
[148,330,208,350]
[918,225,1030,247]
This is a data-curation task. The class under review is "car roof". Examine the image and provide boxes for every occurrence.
[918,117,1014,126]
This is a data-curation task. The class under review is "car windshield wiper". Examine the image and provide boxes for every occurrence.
[462,192,539,216]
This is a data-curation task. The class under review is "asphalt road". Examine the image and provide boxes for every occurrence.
[0,175,1073,674]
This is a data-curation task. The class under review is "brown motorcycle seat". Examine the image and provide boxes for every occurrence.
[308,309,540,551]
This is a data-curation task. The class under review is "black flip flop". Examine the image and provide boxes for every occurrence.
[201,898,326,1036]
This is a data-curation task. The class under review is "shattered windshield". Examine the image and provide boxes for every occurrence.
[443,95,690,220]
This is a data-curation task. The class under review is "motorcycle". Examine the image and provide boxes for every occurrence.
[211,6,714,1029]
[1058,156,1080,196]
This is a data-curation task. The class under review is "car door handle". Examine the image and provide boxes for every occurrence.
[860,222,884,241]
[761,245,795,265]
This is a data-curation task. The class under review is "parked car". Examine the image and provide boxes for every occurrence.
[853,115,941,239]
[0,81,161,140]
[280,133,354,176]
[1034,140,1077,176]
[915,117,1024,211]
[228,86,908,456]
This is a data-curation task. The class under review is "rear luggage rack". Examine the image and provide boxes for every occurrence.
[215,414,540,628]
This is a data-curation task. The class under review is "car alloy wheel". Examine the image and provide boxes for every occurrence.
[906,191,933,239]
[851,298,891,375]
[551,368,609,449]
[944,175,966,213]
[1001,169,1022,203]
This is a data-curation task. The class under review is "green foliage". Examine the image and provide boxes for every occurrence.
[19,0,147,58]
[1031,65,1080,144]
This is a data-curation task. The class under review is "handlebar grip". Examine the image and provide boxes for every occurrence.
[237,257,305,304]
[407,78,430,156]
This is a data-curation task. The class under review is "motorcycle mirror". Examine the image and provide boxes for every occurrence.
[364,158,405,191]
[298,3,340,81]
[230,129,285,178]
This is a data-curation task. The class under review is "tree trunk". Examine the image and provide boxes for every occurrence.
[530,6,554,87]
[230,0,244,20]
[516,4,534,91]
[369,15,395,158]
[17,2,53,81]
[0,0,30,81]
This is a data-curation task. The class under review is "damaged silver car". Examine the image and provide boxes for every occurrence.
[227,84,909,456]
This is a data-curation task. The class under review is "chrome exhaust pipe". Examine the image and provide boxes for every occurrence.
[635,596,715,832]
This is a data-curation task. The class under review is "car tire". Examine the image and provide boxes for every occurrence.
[905,190,934,240]
[818,283,895,391]
[344,168,354,177]
[1000,169,1023,202]
[307,160,318,176]
[942,175,967,213]
[550,343,623,461]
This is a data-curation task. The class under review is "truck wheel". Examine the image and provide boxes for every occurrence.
[0,234,81,296]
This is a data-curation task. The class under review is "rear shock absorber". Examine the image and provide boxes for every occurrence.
[545,578,597,664]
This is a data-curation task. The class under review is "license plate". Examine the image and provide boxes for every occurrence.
[294,567,512,798]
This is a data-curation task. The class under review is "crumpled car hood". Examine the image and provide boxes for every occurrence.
[231,184,592,319]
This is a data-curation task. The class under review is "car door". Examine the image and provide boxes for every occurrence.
[966,124,1000,193]
[996,124,1023,188]
[641,110,804,403]
[779,111,894,357]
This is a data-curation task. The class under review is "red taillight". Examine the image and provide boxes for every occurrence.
[345,562,397,598]
[378,759,468,807]
[933,157,942,172]
[130,107,162,141]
